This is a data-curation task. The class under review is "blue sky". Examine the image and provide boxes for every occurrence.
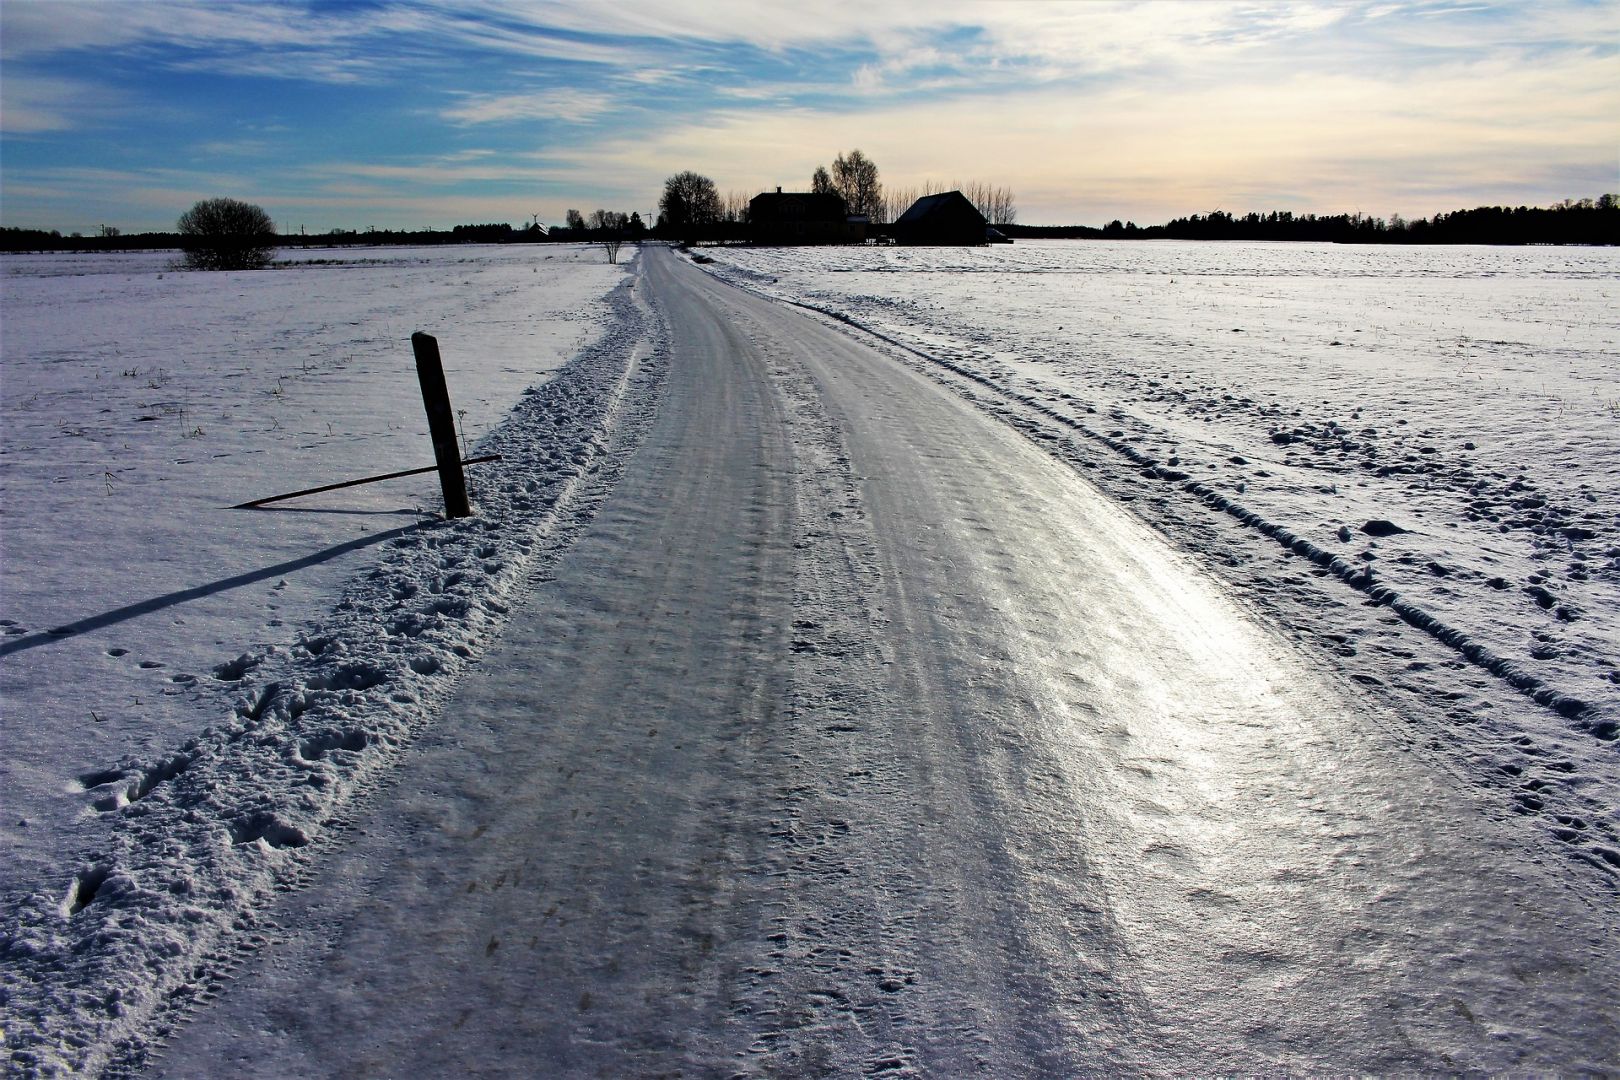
[2,0,1616,232]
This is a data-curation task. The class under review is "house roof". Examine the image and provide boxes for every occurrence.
[750,191,848,220]
[895,190,983,225]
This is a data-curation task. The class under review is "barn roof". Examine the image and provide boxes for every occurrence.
[895,190,982,225]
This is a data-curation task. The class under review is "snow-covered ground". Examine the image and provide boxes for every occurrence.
[1,244,662,1072]
[3,238,1616,1073]
[1,244,624,886]
[701,240,1620,873]
[141,247,1620,1077]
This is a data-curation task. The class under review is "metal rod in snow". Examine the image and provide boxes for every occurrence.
[412,331,472,518]
[229,455,502,509]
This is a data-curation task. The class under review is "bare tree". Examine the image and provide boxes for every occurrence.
[884,185,918,224]
[989,185,1017,226]
[565,208,586,231]
[722,189,753,224]
[831,149,882,220]
[176,197,276,270]
[811,165,835,196]
[583,209,630,263]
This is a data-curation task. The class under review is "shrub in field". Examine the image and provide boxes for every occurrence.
[177,197,276,270]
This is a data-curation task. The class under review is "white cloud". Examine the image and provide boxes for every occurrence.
[0,1,1338,88]
[0,70,206,136]
[0,74,105,133]
[190,138,272,157]
[546,41,1618,223]
[442,88,618,125]
[1,1,351,61]
[0,1,650,85]
[3,0,1613,229]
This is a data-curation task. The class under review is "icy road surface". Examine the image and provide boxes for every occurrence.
[154,247,1616,1076]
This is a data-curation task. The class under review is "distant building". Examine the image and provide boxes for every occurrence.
[749,189,865,245]
[894,190,989,246]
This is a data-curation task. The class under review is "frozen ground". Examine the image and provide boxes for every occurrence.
[702,240,1620,874]
[3,240,1616,1074]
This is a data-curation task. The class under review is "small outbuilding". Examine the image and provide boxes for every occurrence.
[894,190,988,246]
[750,189,865,245]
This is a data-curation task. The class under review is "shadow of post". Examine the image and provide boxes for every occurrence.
[0,522,424,658]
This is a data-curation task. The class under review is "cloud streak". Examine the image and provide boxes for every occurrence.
[442,88,620,126]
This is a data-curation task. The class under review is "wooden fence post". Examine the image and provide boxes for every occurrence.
[411,332,472,518]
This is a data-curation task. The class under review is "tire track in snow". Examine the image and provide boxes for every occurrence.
[740,329,1145,1077]
[678,257,1617,1072]
[1,271,669,1077]
[704,268,1606,736]
[691,257,1620,887]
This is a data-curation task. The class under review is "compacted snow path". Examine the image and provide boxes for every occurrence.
[151,248,1615,1076]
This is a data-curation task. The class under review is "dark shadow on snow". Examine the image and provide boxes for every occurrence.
[0,523,423,657]
[243,506,426,517]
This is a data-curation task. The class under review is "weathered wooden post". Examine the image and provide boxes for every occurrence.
[411,332,472,518]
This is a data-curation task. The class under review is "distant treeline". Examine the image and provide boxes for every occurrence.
[0,219,658,253]
[5,195,1615,252]
[1005,195,1618,245]
[0,222,565,253]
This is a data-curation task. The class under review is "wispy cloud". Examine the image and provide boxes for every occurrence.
[190,138,273,158]
[551,38,1618,223]
[303,159,544,186]
[0,1,384,69]
[0,73,115,133]
[1,0,1613,232]
[442,88,619,125]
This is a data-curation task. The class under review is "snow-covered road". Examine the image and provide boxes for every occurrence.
[151,247,1615,1076]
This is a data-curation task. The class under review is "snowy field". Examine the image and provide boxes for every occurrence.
[1,243,659,1071]
[702,240,1620,869]
[1,244,629,889]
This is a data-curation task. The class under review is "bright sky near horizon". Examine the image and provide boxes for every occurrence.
[1,0,1616,234]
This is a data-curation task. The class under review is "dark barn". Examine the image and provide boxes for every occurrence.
[749,190,864,245]
[894,190,989,246]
